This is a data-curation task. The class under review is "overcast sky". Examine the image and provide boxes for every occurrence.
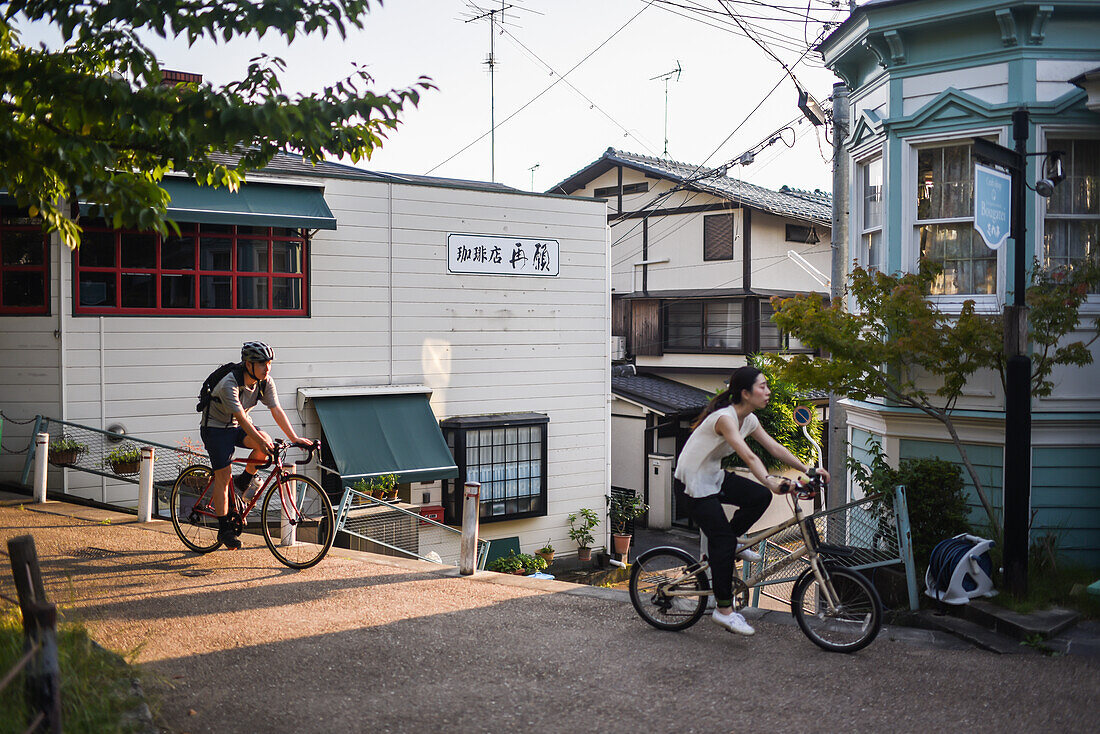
[20,0,853,194]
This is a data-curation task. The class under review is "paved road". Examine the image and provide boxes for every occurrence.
[2,498,1097,733]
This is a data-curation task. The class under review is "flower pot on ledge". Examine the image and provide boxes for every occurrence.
[577,546,592,562]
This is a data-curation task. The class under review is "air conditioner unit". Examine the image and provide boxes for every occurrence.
[611,336,626,361]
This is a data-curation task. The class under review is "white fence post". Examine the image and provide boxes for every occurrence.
[460,481,481,575]
[137,446,154,522]
[33,432,49,503]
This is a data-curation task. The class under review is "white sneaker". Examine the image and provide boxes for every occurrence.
[736,544,762,562]
[712,609,755,636]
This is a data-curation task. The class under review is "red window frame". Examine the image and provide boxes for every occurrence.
[73,221,309,316]
[0,208,50,315]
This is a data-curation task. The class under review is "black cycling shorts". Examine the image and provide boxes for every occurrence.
[200,426,249,470]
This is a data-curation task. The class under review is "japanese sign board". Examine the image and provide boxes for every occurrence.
[447,234,559,277]
[974,162,1011,250]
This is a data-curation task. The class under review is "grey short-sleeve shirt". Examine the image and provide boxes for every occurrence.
[201,369,279,428]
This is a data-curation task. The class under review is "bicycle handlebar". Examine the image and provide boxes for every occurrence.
[255,438,321,470]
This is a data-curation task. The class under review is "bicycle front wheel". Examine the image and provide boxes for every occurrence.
[791,565,882,653]
[629,546,710,631]
[170,464,220,553]
[260,474,335,569]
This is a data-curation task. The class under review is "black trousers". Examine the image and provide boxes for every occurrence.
[689,472,772,607]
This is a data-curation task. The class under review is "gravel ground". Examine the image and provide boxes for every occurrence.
[2,498,1097,734]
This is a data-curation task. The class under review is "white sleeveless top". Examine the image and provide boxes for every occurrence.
[674,406,760,498]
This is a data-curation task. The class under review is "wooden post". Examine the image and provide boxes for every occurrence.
[24,601,61,734]
[137,446,154,522]
[33,433,49,503]
[460,481,481,575]
[8,535,61,733]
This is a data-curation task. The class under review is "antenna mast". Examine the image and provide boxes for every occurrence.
[650,61,682,157]
[466,2,513,182]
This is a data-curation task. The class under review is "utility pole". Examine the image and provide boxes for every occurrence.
[466,2,512,182]
[828,82,850,511]
[650,62,682,157]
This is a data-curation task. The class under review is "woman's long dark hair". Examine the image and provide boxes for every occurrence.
[690,366,763,430]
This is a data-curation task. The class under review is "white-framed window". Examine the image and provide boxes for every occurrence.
[859,156,884,272]
[914,141,997,296]
[1042,134,1099,294]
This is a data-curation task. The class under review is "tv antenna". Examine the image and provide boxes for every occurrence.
[463,2,518,182]
[650,61,682,158]
[528,163,540,191]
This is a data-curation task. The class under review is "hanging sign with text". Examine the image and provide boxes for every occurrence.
[447,233,559,276]
[974,162,1012,250]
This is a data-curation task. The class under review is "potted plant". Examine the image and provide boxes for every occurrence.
[488,551,526,575]
[521,553,548,575]
[535,539,555,564]
[567,508,600,562]
[608,493,649,557]
[105,443,141,475]
[353,473,399,501]
[47,437,87,467]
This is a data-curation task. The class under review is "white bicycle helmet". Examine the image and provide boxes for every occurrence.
[241,341,274,363]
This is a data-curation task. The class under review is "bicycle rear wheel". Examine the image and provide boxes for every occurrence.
[260,474,335,569]
[791,565,882,653]
[170,465,221,553]
[629,546,710,631]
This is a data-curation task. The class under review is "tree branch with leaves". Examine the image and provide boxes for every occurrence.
[1,0,433,248]
[764,259,1100,542]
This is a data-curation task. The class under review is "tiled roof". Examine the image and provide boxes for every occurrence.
[208,151,521,194]
[551,148,831,225]
[612,366,713,416]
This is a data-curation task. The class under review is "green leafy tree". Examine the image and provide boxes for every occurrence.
[1,0,432,249]
[721,354,824,473]
[767,260,1100,541]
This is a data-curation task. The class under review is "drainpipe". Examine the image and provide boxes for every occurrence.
[828,82,850,510]
[388,181,394,384]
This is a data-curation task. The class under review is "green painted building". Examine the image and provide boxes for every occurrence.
[821,0,1100,565]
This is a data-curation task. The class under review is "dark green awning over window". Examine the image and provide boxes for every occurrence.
[312,393,458,486]
[73,179,338,230]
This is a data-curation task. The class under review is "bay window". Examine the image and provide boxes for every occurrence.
[860,156,884,272]
[1044,136,1099,292]
[916,142,996,296]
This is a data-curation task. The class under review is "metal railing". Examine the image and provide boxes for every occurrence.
[747,486,918,611]
[335,485,489,569]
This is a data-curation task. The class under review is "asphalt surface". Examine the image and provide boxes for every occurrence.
[2,496,1098,734]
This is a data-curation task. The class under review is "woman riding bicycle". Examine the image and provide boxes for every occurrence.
[675,365,830,636]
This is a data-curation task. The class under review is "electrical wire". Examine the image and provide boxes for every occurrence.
[425,1,652,175]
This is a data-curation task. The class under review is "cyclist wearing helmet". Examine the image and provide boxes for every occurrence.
[199,341,309,550]
[675,365,829,636]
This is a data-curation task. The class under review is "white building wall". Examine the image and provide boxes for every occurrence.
[0,176,610,556]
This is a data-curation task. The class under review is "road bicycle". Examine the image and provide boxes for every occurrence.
[627,410,883,653]
[169,439,336,569]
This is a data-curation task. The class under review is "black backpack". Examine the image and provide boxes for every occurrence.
[196,362,266,416]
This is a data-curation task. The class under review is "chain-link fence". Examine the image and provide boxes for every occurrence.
[746,491,912,609]
[19,415,278,518]
[335,485,488,568]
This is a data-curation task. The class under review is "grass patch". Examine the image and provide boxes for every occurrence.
[0,606,146,733]
[989,563,1100,619]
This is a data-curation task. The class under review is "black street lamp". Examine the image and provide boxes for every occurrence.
[973,109,1064,599]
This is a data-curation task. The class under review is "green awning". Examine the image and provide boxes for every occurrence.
[312,393,458,486]
[78,178,337,230]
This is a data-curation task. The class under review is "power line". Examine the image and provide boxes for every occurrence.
[425,2,652,175]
